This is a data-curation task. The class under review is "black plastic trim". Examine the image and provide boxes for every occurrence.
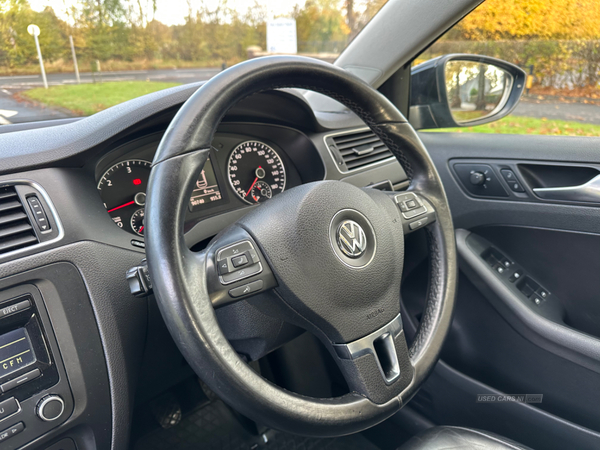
[456,228,600,375]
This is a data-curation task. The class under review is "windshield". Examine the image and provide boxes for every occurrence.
[0,0,388,124]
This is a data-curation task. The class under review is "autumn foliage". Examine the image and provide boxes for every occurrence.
[457,0,600,40]
[427,0,600,89]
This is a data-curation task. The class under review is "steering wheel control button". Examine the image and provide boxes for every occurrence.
[221,263,262,284]
[0,422,24,443]
[0,398,19,422]
[126,260,153,297]
[402,206,427,219]
[217,260,231,275]
[0,368,41,393]
[231,254,249,268]
[229,280,264,298]
[37,395,65,422]
[408,216,429,231]
[394,192,428,220]
[216,241,263,285]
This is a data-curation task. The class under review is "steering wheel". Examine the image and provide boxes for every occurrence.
[145,56,457,437]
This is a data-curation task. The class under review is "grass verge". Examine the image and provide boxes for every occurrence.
[426,115,600,137]
[21,81,181,115]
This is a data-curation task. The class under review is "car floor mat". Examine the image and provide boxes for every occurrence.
[132,398,380,450]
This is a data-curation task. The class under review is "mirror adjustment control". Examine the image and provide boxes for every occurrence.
[453,164,508,197]
[470,171,486,186]
[37,395,65,422]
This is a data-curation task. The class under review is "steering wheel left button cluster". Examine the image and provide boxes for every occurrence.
[216,241,262,284]
[208,235,277,307]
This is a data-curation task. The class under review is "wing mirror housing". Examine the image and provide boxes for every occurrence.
[409,54,526,130]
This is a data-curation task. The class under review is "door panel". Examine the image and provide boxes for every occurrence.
[400,132,600,448]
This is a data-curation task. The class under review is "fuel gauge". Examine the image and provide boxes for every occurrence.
[250,180,273,203]
[131,208,145,236]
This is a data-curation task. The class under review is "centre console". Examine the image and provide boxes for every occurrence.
[0,285,73,449]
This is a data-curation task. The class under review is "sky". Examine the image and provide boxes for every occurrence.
[28,0,302,26]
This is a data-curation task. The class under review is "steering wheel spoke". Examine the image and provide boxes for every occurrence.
[329,314,414,405]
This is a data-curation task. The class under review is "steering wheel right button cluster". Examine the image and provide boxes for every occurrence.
[393,192,437,234]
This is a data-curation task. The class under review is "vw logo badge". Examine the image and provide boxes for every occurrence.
[337,220,367,258]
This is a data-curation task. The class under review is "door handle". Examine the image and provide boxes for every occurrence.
[533,174,600,202]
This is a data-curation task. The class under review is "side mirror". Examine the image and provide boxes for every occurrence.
[409,54,526,130]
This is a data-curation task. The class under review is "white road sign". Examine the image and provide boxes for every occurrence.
[266,18,297,54]
[27,24,40,37]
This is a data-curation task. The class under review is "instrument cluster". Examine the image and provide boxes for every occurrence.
[96,131,305,237]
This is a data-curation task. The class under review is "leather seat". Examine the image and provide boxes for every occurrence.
[399,426,532,449]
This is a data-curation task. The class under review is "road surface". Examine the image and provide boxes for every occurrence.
[514,98,600,124]
[2,68,600,126]
[0,67,221,124]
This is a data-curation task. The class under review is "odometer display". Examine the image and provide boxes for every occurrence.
[227,141,286,204]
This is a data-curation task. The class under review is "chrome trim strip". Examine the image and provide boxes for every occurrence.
[533,174,600,203]
[333,313,403,385]
[0,180,64,262]
[323,127,397,174]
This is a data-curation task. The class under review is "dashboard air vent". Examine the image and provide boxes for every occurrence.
[326,130,394,171]
[0,186,38,254]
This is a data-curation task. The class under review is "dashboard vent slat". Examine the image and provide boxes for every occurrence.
[0,187,39,255]
[326,130,394,172]
[0,200,24,213]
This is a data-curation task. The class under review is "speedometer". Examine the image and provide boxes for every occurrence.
[227,141,286,204]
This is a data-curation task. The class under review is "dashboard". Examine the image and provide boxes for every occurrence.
[0,86,410,450]
[95,122,326,240]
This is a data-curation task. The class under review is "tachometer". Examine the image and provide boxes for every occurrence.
[227,141,286,204]
[97,159,150,236]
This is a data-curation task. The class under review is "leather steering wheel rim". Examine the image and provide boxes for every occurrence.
[146,56,457,437]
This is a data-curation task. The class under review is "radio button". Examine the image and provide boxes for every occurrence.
[37,395,65,422]
[0,422,24,443]
[0,299,30,319]
[1,368,41,393]
[0,398,19,422]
